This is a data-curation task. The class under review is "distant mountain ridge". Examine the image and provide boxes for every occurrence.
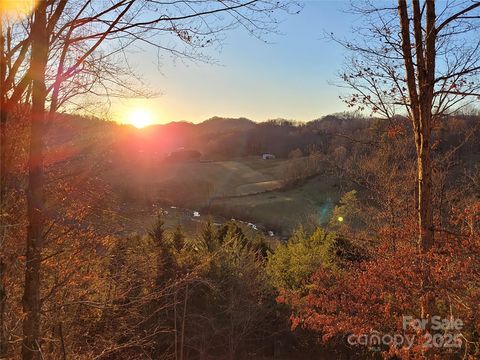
[46,112,480,162]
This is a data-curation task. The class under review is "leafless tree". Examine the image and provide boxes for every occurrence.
[335,0,480,327]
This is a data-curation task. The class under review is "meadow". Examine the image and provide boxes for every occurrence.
[102,154,338,237]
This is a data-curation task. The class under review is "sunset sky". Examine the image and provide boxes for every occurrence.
[113,1,356,125]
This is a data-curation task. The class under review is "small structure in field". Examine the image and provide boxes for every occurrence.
[262,153,276,160]
[167,148,202,162]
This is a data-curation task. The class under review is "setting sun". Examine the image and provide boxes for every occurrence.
[128,108,154,128]
[0,0,38,17]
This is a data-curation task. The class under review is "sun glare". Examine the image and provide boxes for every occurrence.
[128,108,154,129]
[0,0,38,17]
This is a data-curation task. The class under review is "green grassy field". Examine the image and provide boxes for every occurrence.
[161,158,284,197]
[106,156,288,202]
[208,175,340,236]
[100,155,339,237]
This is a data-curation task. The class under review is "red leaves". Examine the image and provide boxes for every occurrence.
[278,207,480,358]
[387,123,406,138]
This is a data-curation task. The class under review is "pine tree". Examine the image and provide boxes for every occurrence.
[149,214,166,248]
[149,214,175,287]
[171,225,185,253]
[329,190,361,229]
[199,218,218,253]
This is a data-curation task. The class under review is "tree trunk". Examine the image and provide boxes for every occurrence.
[180,283,188,360]
[399,1,436,342]
[398,0,436,252]
[0,262,5,360]
[0,13,8,359]
[174,289,178,360]
[421,0,436,251]
[22,2,49,359]
[417,1,436,326]
[417,120,435,326]
[417,124,434,252]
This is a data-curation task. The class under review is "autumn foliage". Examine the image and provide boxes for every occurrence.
[278,203,480,359]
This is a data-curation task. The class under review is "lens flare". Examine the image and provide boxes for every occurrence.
[0,0,38,18]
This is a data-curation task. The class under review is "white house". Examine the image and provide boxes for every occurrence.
[262,153,276,160]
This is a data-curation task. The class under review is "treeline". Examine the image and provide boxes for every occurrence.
[51,112,480,163]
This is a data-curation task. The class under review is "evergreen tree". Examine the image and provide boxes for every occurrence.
[171,224,185,253]
[199,218,219,252]
[329,190,362,229]
[149,214,175,286]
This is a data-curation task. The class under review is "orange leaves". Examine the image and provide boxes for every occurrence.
[278,210,480,358]
[386,123,407,139]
